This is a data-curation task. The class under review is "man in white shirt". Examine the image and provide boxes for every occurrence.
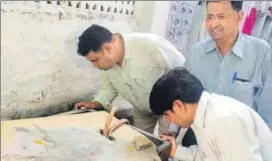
[73,24,185,134]
[149,67,272,161]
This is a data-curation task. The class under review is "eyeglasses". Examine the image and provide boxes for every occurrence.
[206,13,234,23]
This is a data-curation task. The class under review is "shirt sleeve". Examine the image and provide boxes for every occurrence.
[92,71,118,110]
[214,117,263,161]
[153,36,186,70]
[254,45,272,128]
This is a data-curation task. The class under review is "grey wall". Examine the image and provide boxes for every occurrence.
[1,1,138,120]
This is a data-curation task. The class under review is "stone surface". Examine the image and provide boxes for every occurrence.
[1,111,161,161]
[2,128,159,161]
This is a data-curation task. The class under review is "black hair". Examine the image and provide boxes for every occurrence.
[207,1,243,12]
[149,67,204,115]
[77,24,113,56]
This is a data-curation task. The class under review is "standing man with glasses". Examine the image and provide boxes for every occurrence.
[170,0,272,149]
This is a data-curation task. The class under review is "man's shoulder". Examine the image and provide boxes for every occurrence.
[207,93,250,118]
[241,34,272,59]
[242,34,271,49]
[121,32,161,41]
[185,38,214,60]
[189,38,214,53]
[194,38,213,47]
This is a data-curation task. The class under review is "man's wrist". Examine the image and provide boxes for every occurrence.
[91,101,104,110]
[170,141,178,157]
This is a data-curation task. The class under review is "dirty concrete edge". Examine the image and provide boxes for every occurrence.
[1,95,94,121]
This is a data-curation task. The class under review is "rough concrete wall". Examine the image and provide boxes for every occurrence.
[1,1,138,120]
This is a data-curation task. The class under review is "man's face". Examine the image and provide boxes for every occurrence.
[206,1,243,41]
[164,100,195,128]
[85,42,118,71]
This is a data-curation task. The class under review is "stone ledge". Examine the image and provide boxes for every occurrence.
[1,94,94,120]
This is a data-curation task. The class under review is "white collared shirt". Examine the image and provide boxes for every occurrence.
[174,91,272,161]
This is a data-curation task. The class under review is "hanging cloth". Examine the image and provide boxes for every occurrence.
[242,7,257,35]
[268,31,272,47]
[252,2,268,38]
[260,15,272,41]
[252,11,267,38]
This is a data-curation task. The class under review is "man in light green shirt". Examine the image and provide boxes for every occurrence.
[74,24,185,133]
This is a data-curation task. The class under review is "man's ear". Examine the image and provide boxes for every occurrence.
[238,11,244,23]
[173,100,185,114]
[102,43,111,54]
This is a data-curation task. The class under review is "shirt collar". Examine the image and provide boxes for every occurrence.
[205,32,244,59]
[232,32,244,59]
[116,33,131,68]
[193,91,212,128]
[205,38,217,53]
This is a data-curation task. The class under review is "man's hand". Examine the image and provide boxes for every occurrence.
[162,131,178,138]
[74,101,103,110]
[160,135,178,157]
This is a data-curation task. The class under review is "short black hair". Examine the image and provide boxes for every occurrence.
[206,1,243,12]
[149,67,204,115]
[77,24,113,56]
